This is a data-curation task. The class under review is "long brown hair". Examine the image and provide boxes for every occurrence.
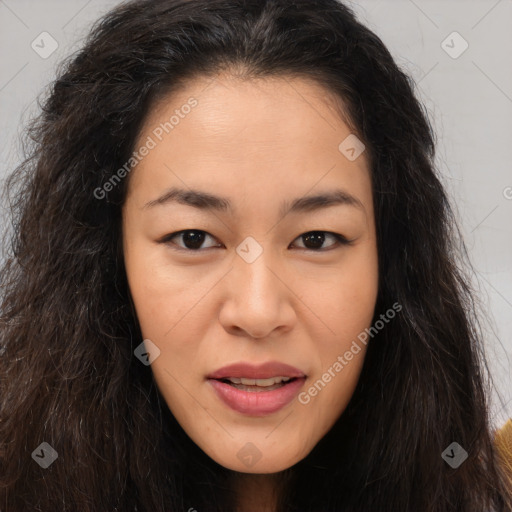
[1,0,511,510]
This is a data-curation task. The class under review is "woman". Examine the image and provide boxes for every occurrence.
[1,0,511,510]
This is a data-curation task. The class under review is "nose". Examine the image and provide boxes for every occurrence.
[218,247,296,340]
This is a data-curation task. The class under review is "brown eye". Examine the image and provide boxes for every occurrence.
[159,229,352,253]
[161,230,221,251]
[291,231,351,251]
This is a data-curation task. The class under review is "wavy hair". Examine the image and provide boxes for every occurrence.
[1,0,511,510]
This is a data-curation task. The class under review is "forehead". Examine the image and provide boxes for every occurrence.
[127,73,372,214]
[139,72,358,150]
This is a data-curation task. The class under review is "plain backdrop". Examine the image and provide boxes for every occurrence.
[0,0,511,427]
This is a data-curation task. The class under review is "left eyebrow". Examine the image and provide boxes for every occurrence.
[281,189,366,217]
[142,186,366,216]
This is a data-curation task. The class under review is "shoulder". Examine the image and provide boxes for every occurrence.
[494,418,512,487]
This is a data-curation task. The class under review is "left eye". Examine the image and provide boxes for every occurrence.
[292,231,349,251]
[159,230,351,252]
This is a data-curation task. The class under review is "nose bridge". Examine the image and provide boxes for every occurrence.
[218,236,295,338]
[233,236,282,306]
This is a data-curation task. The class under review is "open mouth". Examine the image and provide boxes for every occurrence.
[216,376,298,392]
[208,375,307,415]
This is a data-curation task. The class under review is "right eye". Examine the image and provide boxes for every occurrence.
[159,230,223,252]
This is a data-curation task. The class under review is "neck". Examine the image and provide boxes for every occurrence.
[231,470,291,512]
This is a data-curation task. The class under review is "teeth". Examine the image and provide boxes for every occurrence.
[225,376,291,386]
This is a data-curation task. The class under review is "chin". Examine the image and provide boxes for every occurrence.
[222,457,298,474]
[204,440,310,474]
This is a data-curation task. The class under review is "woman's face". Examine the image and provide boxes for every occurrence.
[122,74,378,473]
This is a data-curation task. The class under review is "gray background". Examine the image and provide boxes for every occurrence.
[1,0,511,427]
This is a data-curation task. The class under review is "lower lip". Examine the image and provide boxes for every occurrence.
[208,378,306,416]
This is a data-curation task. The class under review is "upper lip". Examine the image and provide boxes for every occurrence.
[207,361,307,380]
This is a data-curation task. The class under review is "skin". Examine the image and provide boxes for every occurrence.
[122,73,378,511]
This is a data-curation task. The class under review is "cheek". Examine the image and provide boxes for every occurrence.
[123,243,219,391]
[303,253,377,411]
[306,354,366,440]
[126,264,206,411]
[308,255,378,348]
[124,240,197,339]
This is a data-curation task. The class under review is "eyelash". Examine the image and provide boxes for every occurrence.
[158,229,354,253]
